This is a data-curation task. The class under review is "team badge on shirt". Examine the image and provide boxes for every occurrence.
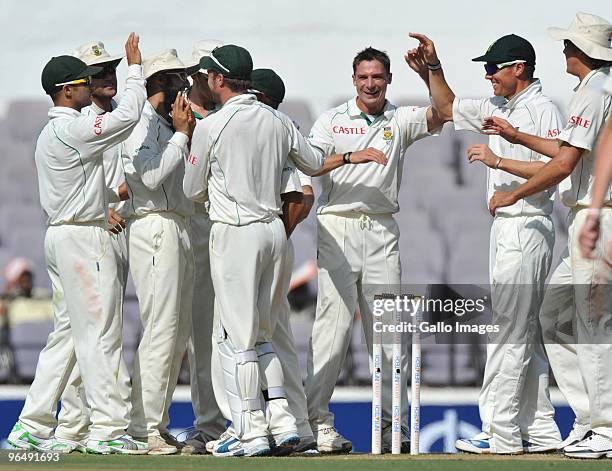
[383,126,393,141]
[92,45,102,56]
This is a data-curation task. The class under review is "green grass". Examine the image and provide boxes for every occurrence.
[0,453,609,471]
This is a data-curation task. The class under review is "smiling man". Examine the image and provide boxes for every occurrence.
[304,46,444,454]
[407,33,563,454]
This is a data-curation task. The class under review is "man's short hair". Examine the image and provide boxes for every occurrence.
[353,47,391,76]
[524,65,535,80]
[211,71,250,93]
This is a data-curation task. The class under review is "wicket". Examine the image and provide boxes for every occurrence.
[371,294,422,455]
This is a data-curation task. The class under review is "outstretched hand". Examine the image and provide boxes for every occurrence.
[404,47,428,80]
[172,93,195,138]
[125,32,141,66]
[349,147,388,166]
[482,117,519,143]
[408,32,440,65]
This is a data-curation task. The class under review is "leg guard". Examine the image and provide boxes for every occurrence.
[256,342,286,401]
[256,342,297,435]
[217,335,263,438]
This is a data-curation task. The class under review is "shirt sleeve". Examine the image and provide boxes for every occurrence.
[603,75,612,96]
[395,105,439,144]
[296,169,312,187]
[59,65,147,158]
[183,119,211,203]
[558,88,606,152]
[286,113,324,176]
[307,112,335,160]
[123,114,188,191]
[280,162,303,195]
[452,97,490,133]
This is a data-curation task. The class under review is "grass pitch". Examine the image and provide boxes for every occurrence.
[0,452,609,471]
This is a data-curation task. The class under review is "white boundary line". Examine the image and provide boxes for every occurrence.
[0,385,570,406]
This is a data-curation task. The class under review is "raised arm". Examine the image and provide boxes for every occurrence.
[408,33,455,122]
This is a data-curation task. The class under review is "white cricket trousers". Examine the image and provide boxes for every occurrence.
[480,215,560,453]
[127,212,194,437]
[210,239,313,439]
[540,207,612,439]
[209,218,296,441]
[187,211,226,440]
[19,224,129,441]
[305,212,408,433]
[55,230,131,441]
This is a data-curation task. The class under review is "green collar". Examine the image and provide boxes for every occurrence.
[193,110,205,120]
[359,111,383,126]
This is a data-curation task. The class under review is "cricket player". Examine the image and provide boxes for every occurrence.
[409,32,563,454]
[8,33,148,455]
[251,68,316,451]
[304,46,445,453]
[51,41,134,452]
[486,13,612,459]
[179,39,227,455]
[205,68,317,453]
[122,49,195,455]
[184,45,383,457]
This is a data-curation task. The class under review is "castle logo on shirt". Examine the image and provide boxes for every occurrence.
[568,116,591,129]
[383,126,393,141]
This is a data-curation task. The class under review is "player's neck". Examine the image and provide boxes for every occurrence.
[355,97,385,116]
[505,79,534,101]
[92,96,113,112]
[218,90,244,106]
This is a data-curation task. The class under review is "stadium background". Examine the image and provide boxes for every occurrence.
[0,0,606,454]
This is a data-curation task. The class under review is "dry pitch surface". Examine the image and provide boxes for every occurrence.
[1,452,610,471]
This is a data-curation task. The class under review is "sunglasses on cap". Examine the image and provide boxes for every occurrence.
[54,77,92,87]
[165,71,188,82]
[484,59,526,76]
[93,63,118,78]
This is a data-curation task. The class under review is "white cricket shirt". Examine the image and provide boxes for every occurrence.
[121,101,194,218]
[308,98,437,215]
[453,79,564,217]
[184,94,322,225]
[557,67,612,207]
[35,64,146,226]
[82,99,125,211]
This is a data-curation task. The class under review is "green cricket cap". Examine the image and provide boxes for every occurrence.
[472,34,536,65]
[199,44,253,81]
[250,68,285,103]
[41,55,102,95]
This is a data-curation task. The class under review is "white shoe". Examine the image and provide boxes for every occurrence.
[85,435,148,455]
[146,433,178,455]
[560,423,591,450]
[213,435,271,457]
[455,432,492,454]
[206,429,232,454]
[564,432,612,459]
[7,423,50,451]
[177,427,208,455]
[42,437,85,454]
[315,427,352,454]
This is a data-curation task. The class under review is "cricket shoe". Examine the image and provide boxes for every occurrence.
[85,435,148,455]
[564,432,612,459]
[381,424,410,453]
[315,427,352,454]
[560,423,591,450]
[270,432,300,456]
[177,427,209,455]
[213,435,271,457]
[7,423,51,451]
[145,433,179,455]
[206,429,232,454]
[455,432,492,454]
[41,437,86,454]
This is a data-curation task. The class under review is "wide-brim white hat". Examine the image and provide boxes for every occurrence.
[186,39,225,75]
[548,12,612,61]
[72,41,123,66]
[143,49,186,79]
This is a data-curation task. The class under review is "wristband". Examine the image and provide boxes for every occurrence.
[343,152,352,164]
[495,157,503,169]
[426,61,442,71]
